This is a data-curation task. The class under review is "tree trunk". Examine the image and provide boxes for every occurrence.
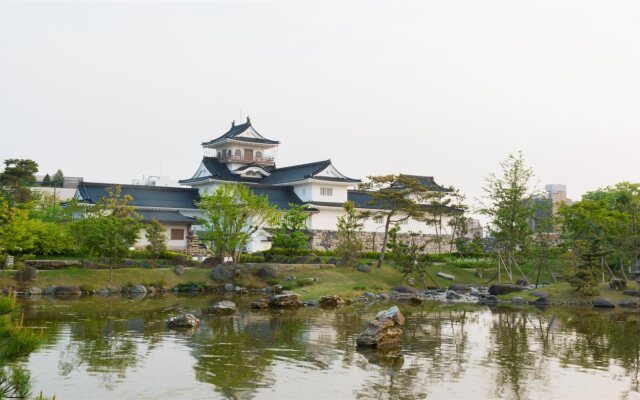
[109,258,113,283]
[376,215,392,268]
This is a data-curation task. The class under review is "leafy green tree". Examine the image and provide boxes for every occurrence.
[480,152,537,269]
[387,230,438,287]
[72,186,141,281]
[358,175,431,268]
[41,174,51,187]
[0,206,38,256]
[0,159,39,206]
[271,204,309,250]
[145,218,167,259]
[335,201,368,267]
[198,183,279,261]
[51,169,64,188]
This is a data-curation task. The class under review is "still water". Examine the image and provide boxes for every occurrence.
[11,295,640,399]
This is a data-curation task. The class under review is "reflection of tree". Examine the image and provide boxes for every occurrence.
[487,308,535,400]
[190,313,307,399]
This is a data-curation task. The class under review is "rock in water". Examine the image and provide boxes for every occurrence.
[318,295,345,308]
[54,286,82,296]
[623,290,640,297]
[533,296,551,306]
[207,301,237,316]
[619,298,640,308]
[268,293,302,308]
[129,285,147,294]
[167,313,200,329]
[488,284,523,296]
[357,306,405,349]
[251,300,269,309]
[592,298,616,308]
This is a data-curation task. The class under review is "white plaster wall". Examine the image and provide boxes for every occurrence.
[308,182,348,202]
[292,183,313,202]
[136,224,189,250]
[308,208,454,235]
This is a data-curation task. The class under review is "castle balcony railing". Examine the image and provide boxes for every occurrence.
[218,154,275,165]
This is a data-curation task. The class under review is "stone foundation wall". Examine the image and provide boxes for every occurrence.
[310,229,454,254]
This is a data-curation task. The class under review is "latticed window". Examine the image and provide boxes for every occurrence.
[320,187,333,196]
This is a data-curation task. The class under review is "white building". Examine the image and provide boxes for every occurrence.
[75,118,457,254]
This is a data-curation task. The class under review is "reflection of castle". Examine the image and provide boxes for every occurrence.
[75,118,454,253]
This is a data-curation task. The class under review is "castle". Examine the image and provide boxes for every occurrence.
[75,118,455,254]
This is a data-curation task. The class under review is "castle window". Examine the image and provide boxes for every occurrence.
[399,218,409,225]
[256,151,262,160]
[234,149,241,158]
[320,187,333,196]
[170,229,185,240]
[374,216,384,224]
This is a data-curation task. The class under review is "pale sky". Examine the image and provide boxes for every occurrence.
[1,1,639,212]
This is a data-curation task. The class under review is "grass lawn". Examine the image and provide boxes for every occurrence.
[0,267,212,290]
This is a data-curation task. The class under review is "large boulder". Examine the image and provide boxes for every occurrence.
[448,284,472,293]
[318,295,345,308]
[533,296,551,306]
[167,313,200,329]
[623,290,640,297]
[619,298,640,308]
[210,263,242,283]
[129,285,147,294]
[251,299,269,309]
[356,265,371,273]
[253,266,276,280]
[268,293,302,308]
[488,284,523,296]
[173,265,185,276]
[54,286,82,296]
[357,306,405,349]
[207,301,237,316]
[593,298,616,308]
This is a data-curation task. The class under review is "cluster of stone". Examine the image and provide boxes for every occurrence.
[251,293,303,309]
[356,306,405,350]
[318,295,345,308]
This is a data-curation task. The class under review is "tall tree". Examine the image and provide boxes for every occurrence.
[335,200,368,267]
[41,174,51,187]
[51,169,64,188]
[271,204,309,250]
[0,159,39,206]
[358,175,431,268]
[72,186,141,282]
[145,218,167,259]
[480,152,537,269]
[198,183,278,261]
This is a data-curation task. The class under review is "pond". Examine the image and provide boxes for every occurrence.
[10,295,640,399]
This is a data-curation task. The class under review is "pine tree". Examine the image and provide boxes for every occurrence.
[41,174,51,187]
[51,169,64,188]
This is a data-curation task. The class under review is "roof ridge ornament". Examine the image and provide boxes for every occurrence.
[231,120,235,128]
[246,116,251,125]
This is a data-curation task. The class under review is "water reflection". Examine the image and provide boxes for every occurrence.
[13,296,640,399]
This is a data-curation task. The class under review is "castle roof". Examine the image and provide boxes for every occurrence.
[180,157,360,185]
[201,117,280,147]
[76,182,200,209]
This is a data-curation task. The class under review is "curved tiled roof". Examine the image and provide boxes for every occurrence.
[139,210,197,223]
[201,118,279,146]
[76,182,200,209]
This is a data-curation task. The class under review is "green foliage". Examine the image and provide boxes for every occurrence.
[0,366,32,400]
[41,174,51,187]
[0,159,39,205]
[260,248,313,257]
[271,204,309,250]
[480,152,537,259]
[127,249,184,260]
[238,254,266,263]
[387,231,427,277]
[145,219,167,259]
[51,169,64,188]
[567,251,601,296]
[335,201,367,267]
[70,186,141,281]
[358,174,432,267]
[198,183,279,262]
[444,257,493,269]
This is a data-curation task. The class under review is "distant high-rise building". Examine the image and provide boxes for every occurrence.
[545,184,573,216]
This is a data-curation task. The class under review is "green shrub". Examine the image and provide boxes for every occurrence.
[239,254,266,263]
[445,257,493,269]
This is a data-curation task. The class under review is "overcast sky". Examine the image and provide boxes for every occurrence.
[1,1,639,212]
